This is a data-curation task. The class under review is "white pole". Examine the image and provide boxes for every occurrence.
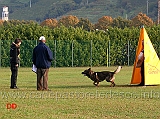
[86,0,88,5]
[54,40,56,68]
[72,41,73,67]
[126,14,128,19]
[107,48,108,67]
[109,40,110,67]
[0,39,1,67]
[147,0,149,15]
[128,40,130,66]
[30,0,31,8]
[158,0,160,24]
[90,40,92,67]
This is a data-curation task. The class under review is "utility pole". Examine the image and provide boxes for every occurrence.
[86,0,88,5]
[126,14,128,19]
[158,0,160,24]
[30,0,31,8]
[147,0,149,15]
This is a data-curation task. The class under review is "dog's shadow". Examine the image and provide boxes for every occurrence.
[51,85,96,89]
[51,84,142,89]
[52,84,160,89]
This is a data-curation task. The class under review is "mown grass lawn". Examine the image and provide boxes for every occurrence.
[0,66,160,119]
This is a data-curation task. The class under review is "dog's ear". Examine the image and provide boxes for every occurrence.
[88,68,91,70]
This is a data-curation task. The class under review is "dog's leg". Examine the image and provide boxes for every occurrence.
[93,82,97,86]
[93,81,100,87]
[110,76,115,82]
[110,81,115,87]
[110,77,115,87]
[97,81,99,87]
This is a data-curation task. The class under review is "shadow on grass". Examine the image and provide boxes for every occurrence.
[3,84,159,91]
[50,84,135,89]
[3,85,133,90]
[51,84,160,89]
[116,84,160,87]
[51,85,96,89]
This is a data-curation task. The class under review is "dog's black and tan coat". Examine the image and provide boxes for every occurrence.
[82,66,122,87]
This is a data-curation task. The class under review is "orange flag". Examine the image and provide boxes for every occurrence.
[131,26,160,85]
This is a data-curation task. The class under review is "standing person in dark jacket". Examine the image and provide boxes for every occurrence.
[32,36,53,91]
[10,38,22,89]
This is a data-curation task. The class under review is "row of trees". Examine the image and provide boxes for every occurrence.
[40,13,154,31]
[0,12,155,31]
[0,21,159,67]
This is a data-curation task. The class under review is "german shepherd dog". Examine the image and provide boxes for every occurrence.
[82,66,122,87]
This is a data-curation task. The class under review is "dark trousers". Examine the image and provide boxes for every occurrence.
[140,62,144,85]
[37,68,49,90]
[10,64,18,88]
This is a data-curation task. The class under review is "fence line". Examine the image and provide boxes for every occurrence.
[0,39,136,67]
[0,39,1,67]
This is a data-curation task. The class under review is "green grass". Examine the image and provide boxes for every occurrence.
[0,66,160,119]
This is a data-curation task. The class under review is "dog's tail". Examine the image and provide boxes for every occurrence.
[114,66,122,74]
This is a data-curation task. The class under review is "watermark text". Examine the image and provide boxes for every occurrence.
[1,90,160,100]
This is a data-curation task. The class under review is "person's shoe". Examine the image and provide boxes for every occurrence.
[43,89,51,91]
[14,86,18,88]
[10,86,19,89]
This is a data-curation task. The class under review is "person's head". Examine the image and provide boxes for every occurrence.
[14,38,21,46]
[39,36,46,43]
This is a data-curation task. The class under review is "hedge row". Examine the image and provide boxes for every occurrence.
[0,23,160,67]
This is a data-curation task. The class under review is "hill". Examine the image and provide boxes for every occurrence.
[0,0,158,23]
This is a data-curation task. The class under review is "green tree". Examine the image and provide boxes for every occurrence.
[111,17,132,28]
[73,0,82,4]
[75,18,94,31]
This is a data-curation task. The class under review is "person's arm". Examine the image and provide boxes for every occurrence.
[32,48,36,65]
[10,45,18,65]
[46,47,53,61]
[136,51,144,68]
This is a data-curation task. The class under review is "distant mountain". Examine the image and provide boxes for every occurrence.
[0,0,158,23]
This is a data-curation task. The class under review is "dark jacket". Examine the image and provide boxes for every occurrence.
[32,42,53,68]
[10,43,20,65]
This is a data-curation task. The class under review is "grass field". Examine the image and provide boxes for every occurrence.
[0,66,160,119]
